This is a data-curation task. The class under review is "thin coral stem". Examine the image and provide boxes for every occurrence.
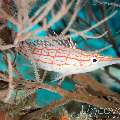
[0,44,16,51]
[30,2,48,22]
[69,28,108,39]
[18,0,56,35]
[0,9,20,29]
[82,10,117,33]
[4,53,14,103]
[46,0,73,29]
[62,0,81,34]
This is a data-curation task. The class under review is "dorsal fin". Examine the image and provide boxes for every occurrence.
[26,31,76,49]
[47,31,76,48]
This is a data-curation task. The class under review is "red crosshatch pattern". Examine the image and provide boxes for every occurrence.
[21,42,91,67]
[19,40,119,74]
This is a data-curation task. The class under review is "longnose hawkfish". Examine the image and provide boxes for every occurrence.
[18,35,120,82]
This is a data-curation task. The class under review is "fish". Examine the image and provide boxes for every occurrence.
[18,37,120,79]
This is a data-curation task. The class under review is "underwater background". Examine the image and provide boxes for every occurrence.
[0,0,120,120]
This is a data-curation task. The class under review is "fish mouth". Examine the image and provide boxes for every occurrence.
[99,56,120,62]
[97,56,120,68]
[99,56,113,61]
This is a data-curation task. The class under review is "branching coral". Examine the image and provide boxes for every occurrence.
[0,0,120,120]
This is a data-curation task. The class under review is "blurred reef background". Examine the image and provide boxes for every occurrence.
[0,0,120,120]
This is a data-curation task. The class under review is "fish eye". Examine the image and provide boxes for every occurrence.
[93,58,97,62]
[91,57,98,64]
